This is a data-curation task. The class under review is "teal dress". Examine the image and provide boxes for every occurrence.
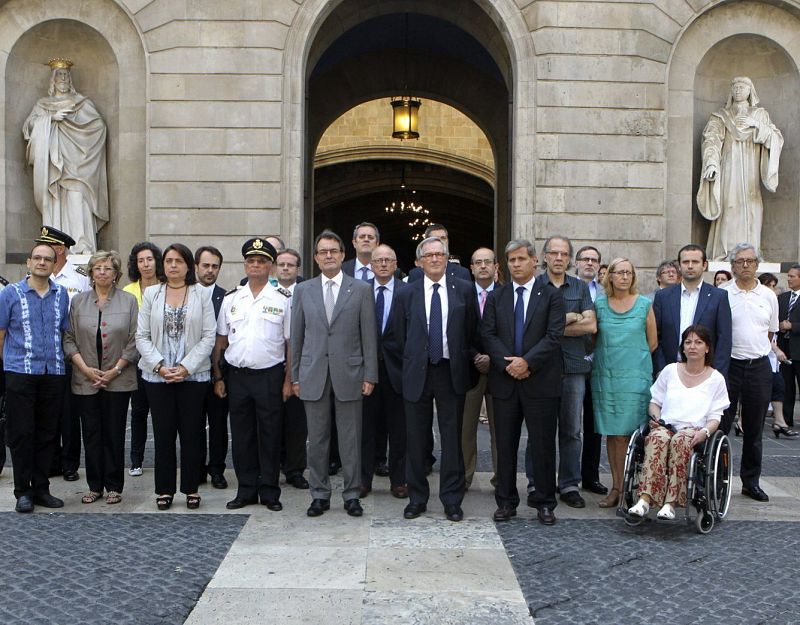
[591,295,652,435]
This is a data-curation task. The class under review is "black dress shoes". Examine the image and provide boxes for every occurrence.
[374,461,390,477]
[390,485,409,499]
[493,507,516,522]
[560,491,586,508]
[62,470,79,482]
[261,499,283,511]
[15,495,34,513]
[211,474,228,489]
[344,499,363,517]
[226,496,257,510]
[286,474,310,489]
[537,507,556,525]
[444,504,463,522]
[34,493,64,508]
[526,492,537,508]
[583,480,609,495]
[403,502,427,519]
[359,485,371,498]
[328,461,341,476]
[307,498,331,517]
[742,485,769,502]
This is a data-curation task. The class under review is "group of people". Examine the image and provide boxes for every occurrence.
[0,221,791,526]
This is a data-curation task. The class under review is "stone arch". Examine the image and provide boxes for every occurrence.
[666,1,800,260]
[281,0,536,255]
[0,0,146,272]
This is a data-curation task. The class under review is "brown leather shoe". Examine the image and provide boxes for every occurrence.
[390,485,409,499]
[492,507,516,522]
[537,506,556,525]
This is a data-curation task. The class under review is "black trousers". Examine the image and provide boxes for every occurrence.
[493,387,559,510]
[362,359,406,489]
[228,364,284,502]
[721,357,771,488]
[81,390,130,493]
[281,395,307,479]
[405,361,465,507]
[373,393,389,466]
[129,369,150,468]
[780,359,800,426]
[201,382,229,476]
[52,362,81,474]
[145,381,206,496]
[5,373,66,499]
[0,369,6,469]
[581,378,603,485]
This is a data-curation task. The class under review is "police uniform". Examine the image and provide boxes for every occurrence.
[35,226,88,479]
[216,238,290,508]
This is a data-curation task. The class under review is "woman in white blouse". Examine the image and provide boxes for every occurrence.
[628,325,730,520]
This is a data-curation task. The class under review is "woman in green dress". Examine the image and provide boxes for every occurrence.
[592,257,657,508]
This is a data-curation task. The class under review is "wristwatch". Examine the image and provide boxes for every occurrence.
[114,365,123,375]
[701,427,710,438]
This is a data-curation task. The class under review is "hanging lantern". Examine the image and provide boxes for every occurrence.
[391,97,421,140]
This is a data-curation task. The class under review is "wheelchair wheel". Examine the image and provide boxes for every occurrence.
[619,428,646,525]
[684,452,699,526]
[705,432,732,519]
[695,510,715,534]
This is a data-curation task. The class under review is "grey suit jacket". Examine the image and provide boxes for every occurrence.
[290,273,378,402]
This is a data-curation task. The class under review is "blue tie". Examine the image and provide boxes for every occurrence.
[514,286,525,356]
[360,266,370,281]
[429,283,443,364]
[375,286,386,334]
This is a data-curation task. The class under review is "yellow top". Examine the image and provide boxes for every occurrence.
[123,281,143,306]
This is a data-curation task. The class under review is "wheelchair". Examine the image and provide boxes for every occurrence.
[617,423,733,534]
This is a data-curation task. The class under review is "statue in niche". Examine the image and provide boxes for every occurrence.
[23,58,108,254]
[696,76,783,260]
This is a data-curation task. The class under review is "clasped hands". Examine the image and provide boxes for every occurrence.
[159,364,189,384]
[504,356,530,380]
[83,365,122,390]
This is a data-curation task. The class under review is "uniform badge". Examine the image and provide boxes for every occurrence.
[230,305,237,315]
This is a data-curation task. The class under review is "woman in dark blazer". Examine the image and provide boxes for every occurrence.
[136,243,216,510]
[63,250,139,505]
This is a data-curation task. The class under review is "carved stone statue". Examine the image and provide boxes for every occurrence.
[23,59,109,254]
[696,76,783,261]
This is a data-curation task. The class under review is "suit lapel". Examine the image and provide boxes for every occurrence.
[330,274,355,325]
[503,283,515,333]
[692,282,712,323]
[310,276,329,328]
[524,283,545,332]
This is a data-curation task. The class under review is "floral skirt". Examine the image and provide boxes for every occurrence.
[637,426,699,508]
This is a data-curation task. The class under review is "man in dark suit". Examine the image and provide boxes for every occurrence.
[407,224,471,283]
[196,245,229,489]
[360,244,408,499]
[653,244,732,377]
[482,239,564,525]
[291,230,378,518]
[342,222,379,282]
[385,235,478,522]
[777,264,800,427]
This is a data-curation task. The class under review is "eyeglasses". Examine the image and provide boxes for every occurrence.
[421,252,447,260]
[471,259,495,266]
[372,257,396,264]
[732,258,758,267]
[92,266,115,274]
[576,257,599,263]
[610,270,634,277]
[316,248,341,256]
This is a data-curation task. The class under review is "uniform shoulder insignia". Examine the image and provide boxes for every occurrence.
[276,286,292,298]
[225,285,241,296]
[75,265,87,276]
[0,275,8,286]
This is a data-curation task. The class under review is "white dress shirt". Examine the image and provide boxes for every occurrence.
[424,275,449,359]
[354,259,374,282]
[321,271,344,306]
[678,282,701,357]
[511,276,537,322]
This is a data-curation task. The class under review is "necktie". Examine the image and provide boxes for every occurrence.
[429,283,443,364]
[479,289,487,317]
[360,266,370,281]
[790,292,798,312]
[376,286,386,334]
[325,279,335,323]
[514,286,525,356]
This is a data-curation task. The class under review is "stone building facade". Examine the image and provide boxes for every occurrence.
[1,0,798,286]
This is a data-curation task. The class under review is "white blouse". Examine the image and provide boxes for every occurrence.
[649,363,730,429]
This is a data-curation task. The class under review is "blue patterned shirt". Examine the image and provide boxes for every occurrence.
[0,278,70,375]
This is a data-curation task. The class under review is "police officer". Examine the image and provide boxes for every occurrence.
[212,238,291,511]
[35,226,89,481]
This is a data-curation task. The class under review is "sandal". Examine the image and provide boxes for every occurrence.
[156,495,173,510]
[598,487,620,508]
[81,491,101,504]
[106,491,122,505]
[186,494,201,510]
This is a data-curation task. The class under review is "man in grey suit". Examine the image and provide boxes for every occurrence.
[291,230,378,517]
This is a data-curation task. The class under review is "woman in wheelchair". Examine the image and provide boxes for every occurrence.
[628,325,730,520]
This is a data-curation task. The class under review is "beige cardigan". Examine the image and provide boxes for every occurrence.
[135,283,216,376]
[63,286,139,395]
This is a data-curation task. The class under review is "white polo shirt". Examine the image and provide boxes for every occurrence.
[720,280,778,360]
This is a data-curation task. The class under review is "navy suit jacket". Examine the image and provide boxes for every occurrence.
[481,274,565,400]
[776,291,800,359]
[369,277,407,395]
[407,262,470,283]
[653,282,732,376]
[211,284,226,320]
[384,275,479,402]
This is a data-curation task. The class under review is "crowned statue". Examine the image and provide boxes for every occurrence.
[23,58,109,254]
[696,76,783,260]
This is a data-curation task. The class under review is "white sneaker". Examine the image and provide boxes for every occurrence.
[628,498,650,518]
[129,467,143,477]
[657,503,675,520]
